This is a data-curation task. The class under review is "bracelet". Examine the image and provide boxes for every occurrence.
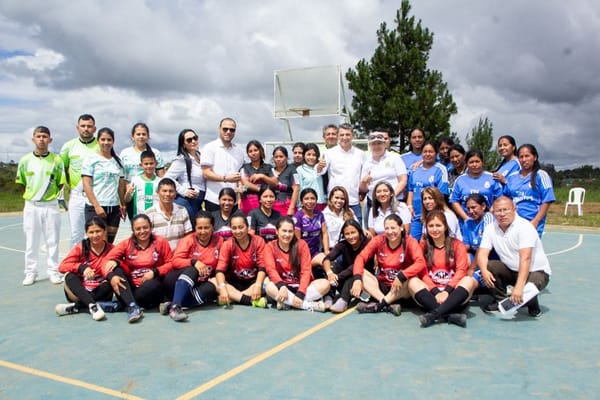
[218,283,225,288]
[326,271,334,276]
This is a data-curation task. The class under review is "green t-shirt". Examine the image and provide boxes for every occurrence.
[60,137,100,189]
[16,152,66,201]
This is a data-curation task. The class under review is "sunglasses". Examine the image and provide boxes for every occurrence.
[185,136,198,143]
[222,127,236,133]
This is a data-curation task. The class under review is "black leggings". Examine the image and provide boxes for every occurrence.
[111,267,164,309]
[64,272,113,307]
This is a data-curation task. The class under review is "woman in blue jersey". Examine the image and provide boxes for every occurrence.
[492,135,520,183]
[120,122,165,220]
[296,143,327,210]
[81,127,126,244]
[406,141,448,240]
[165,129,206,227]
[450,150,503,224]
[503,144,555,237]
[447,144,467,193]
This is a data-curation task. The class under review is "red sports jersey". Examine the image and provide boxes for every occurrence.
[419,239,468,290]
[216,234,266,281]
[172,232,223,282]
[353,234,426,287]
[104,235,173,287]
[59,240,114,291]
[264,239,312,298]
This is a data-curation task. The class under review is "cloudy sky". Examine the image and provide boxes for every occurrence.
[1,0,598,169]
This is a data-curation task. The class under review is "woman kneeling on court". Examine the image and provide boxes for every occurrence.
[55,217,115,321]
[264,217,330,312]
[160,210,223,321]
[351,214,425,316]
[214,214,268,308]
[409,210,477,328]
[103,214,173,323]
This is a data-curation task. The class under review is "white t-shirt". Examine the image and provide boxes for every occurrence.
[367,203,412,235]
[200,139,245,204]
[324,145,365,206]
[480,215,551,275]
[361,151,407,201]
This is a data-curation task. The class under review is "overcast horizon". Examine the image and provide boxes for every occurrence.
[1,0,599,170]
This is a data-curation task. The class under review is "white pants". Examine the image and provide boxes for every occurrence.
[23,200,61,275]
[68,187,86,248]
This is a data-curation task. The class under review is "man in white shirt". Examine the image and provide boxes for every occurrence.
[321,123,365,225]
[476,196,551,317]
[201,118,245,212]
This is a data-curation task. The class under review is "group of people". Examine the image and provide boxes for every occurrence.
[16,116,553,327]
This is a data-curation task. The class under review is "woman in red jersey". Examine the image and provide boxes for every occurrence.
[409,210,477,328]
[352,214,426,316]
[215,214,268,308]
[55,217,114,321]
[264,217,330,312]
[103,214,173,323]
[160,210,223,321]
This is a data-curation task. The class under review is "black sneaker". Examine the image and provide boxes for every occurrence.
[387,304,402,317]
[527,304,542,318]
[482,301,499,313]
[356,302,379,313]
[447,313,467,327]
[419,312,437,328]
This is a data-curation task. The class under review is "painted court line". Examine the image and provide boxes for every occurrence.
[176,307,356,400]
[547,234,583,256]
[0,359,144,400]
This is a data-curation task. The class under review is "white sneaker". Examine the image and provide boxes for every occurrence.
[89,303,106,321]
[55,303,78,316]
[306,300,326,312]
[22,273,36,286]
[48,272,64,284]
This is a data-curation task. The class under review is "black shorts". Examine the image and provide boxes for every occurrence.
[85,204,121,228]
[227,276,255,292]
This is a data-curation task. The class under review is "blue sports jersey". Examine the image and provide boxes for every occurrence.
[401,151,422,176]
[462,212,495,251]
[496,158,520,178]
[449,172,503,214]
[408,163,449,218]
[503,170,555,237]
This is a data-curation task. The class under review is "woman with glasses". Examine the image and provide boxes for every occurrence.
[165,129,206,226]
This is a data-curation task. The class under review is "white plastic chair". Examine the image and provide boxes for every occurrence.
[564,187,585,216]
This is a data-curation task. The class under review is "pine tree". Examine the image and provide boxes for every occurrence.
[345,0,457,151]
[465,116,501,170]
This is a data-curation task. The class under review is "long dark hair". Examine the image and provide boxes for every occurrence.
[338,219,367,249]
[276,216,300,277]
[130,214,155,247]
[177,129,199,187]
[97,127,123,169]
[422,210,454,268]
[494,135,518,172]
[246,140,266,165]
[518,144,541,190]
[371,181,397,219]
[82,216,107,262]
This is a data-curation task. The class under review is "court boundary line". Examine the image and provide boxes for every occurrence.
[0,359,145,400]
[175,307,356,400]
[547,234,583,256]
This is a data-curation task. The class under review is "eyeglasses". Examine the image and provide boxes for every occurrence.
[493,208,514,215]
[222,127,236,133]
[185,136,198,143]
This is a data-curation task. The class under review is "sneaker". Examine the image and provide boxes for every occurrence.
[159,301,172,315]
[356,301,380,313]
[329,298,348,313]
[306,300,326,312]
[169,304,188,322]
[22,273,36,286]
[482,301,499,313]
[88,303,106,321]
[48,272,64,285]
[419,312,438,328]
[55,302,78,316]
[252,297,268,308]
[97,301,121,313]
[359,290,371,302]
[447,313,467,327]
[387,303,402,317]
[527,304,542,318]
[323,295,334,309]
[126,304,143,323]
